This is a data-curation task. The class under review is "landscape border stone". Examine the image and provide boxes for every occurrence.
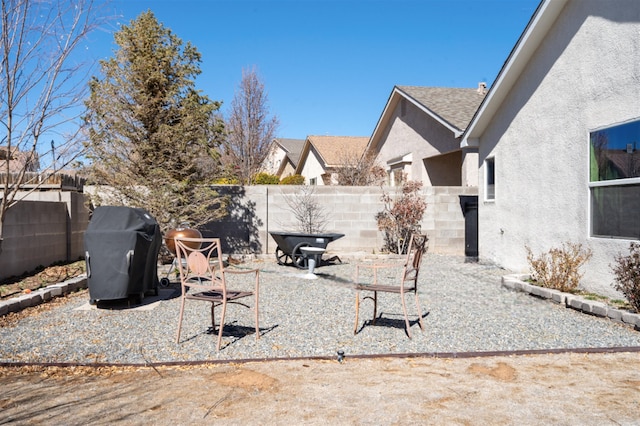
[502,274,640,330]
[0,275,87,317]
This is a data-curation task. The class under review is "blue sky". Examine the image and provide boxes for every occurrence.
[89,0,541,140]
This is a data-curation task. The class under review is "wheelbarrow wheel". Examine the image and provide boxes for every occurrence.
[275,247,291,265]
[292,242,311,269]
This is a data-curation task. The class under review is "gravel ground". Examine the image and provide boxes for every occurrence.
[1,254,640,365]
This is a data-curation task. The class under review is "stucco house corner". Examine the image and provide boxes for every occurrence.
[461,0,640,297]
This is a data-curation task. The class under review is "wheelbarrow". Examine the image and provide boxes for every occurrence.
[269,231,345,269]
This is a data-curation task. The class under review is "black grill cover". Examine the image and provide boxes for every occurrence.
[84,206,161,302]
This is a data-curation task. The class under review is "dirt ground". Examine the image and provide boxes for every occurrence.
[1,351,639,425]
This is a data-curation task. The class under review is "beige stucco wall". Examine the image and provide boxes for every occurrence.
[477,0,640,297]
[375,99,463,186]
[299,148,328,185]
[261,144,285,176]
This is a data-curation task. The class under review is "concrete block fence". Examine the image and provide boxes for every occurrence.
[0,191,89,281]
[197,185,478,257]
[2,185,477,281]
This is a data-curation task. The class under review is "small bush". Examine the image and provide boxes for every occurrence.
[525,242,593,292]
[375,180,427,254]
[252,172,280,185]
[611,242,640,313]
[213,177,240,184]
[280,174,305,185]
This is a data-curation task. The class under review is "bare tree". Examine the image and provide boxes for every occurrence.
[336,148,386,186]
[281,186,329,234]
[0,0,103,253]
[222,67,279,184]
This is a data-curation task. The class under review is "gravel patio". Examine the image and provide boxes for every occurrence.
[2,253,640,365]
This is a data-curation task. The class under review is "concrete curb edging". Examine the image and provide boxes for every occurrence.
[502,274,640,330]
[0,275,87,317]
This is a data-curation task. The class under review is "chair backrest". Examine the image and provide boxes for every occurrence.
[402,234,428,285]
[173,237,225,291]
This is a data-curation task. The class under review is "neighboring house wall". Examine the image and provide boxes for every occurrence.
[261,143,286,176]
[280,162,296,178]
[298,147,327,185]
[474,0,640,297]
[376,100,461,185]
[369,86,485,188]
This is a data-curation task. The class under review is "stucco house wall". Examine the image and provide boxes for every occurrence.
[261,143,286,176]
[475,0,640,297]
[298,147,327,185]
[376,99,461,185]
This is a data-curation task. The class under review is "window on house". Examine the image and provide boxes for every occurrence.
[589,119,640,239]
[309,177,317,185]
[485,157,495,201]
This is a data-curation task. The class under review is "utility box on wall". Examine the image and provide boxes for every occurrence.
[459,195,478,259]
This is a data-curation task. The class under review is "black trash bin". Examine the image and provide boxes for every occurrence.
[459,195,478,259]
[84,206,161,304]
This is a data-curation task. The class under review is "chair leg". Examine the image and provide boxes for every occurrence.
[371,291,378,325]
[254,294,260,340]
[216,300,227,351]
[354,291,360,334]
[414,291,425,331]
[210,303,216,332]
[400,291,412,339]
[176,297,186,343]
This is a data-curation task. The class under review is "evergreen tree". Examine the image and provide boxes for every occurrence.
[83,11,226,230]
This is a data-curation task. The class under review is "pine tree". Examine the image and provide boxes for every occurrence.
[83,11,226,230]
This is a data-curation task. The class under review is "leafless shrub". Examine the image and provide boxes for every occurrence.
[281,186,329,234]
[611,242,640,313]
[525,242,593,292]
[336,149,386,186]
[375,180,427,254]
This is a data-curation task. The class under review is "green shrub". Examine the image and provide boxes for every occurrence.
[213,177,240,184]
[280,174,305,185]
[611,242,640,313]
[525,242,592,292]
[253,172,280,185]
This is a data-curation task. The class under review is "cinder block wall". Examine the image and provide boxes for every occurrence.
[0,193,90,280]
[2,186,475,279]
[203,185,477,257]
[0,200,68,278]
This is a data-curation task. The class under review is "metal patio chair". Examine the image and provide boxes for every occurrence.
[353,234,428,338]
[174,237,260,350]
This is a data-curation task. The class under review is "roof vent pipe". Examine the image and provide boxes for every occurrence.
[477,82,487,94]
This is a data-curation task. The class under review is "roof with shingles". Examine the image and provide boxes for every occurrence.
[275,138,305,166]
[397,85,487,131]
[306,135,369,167]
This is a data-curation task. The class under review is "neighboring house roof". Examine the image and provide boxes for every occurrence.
[275,138,305,168]
[461,0,568,147]
[295,135,369,175]
[398,85,487,131]
[368,84,487,153]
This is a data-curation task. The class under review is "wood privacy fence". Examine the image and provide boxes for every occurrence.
[0,172,85,191]
[1,185,477,280]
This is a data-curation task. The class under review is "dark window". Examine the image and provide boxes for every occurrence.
[589,119,640,239]
[485,157,495,201]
